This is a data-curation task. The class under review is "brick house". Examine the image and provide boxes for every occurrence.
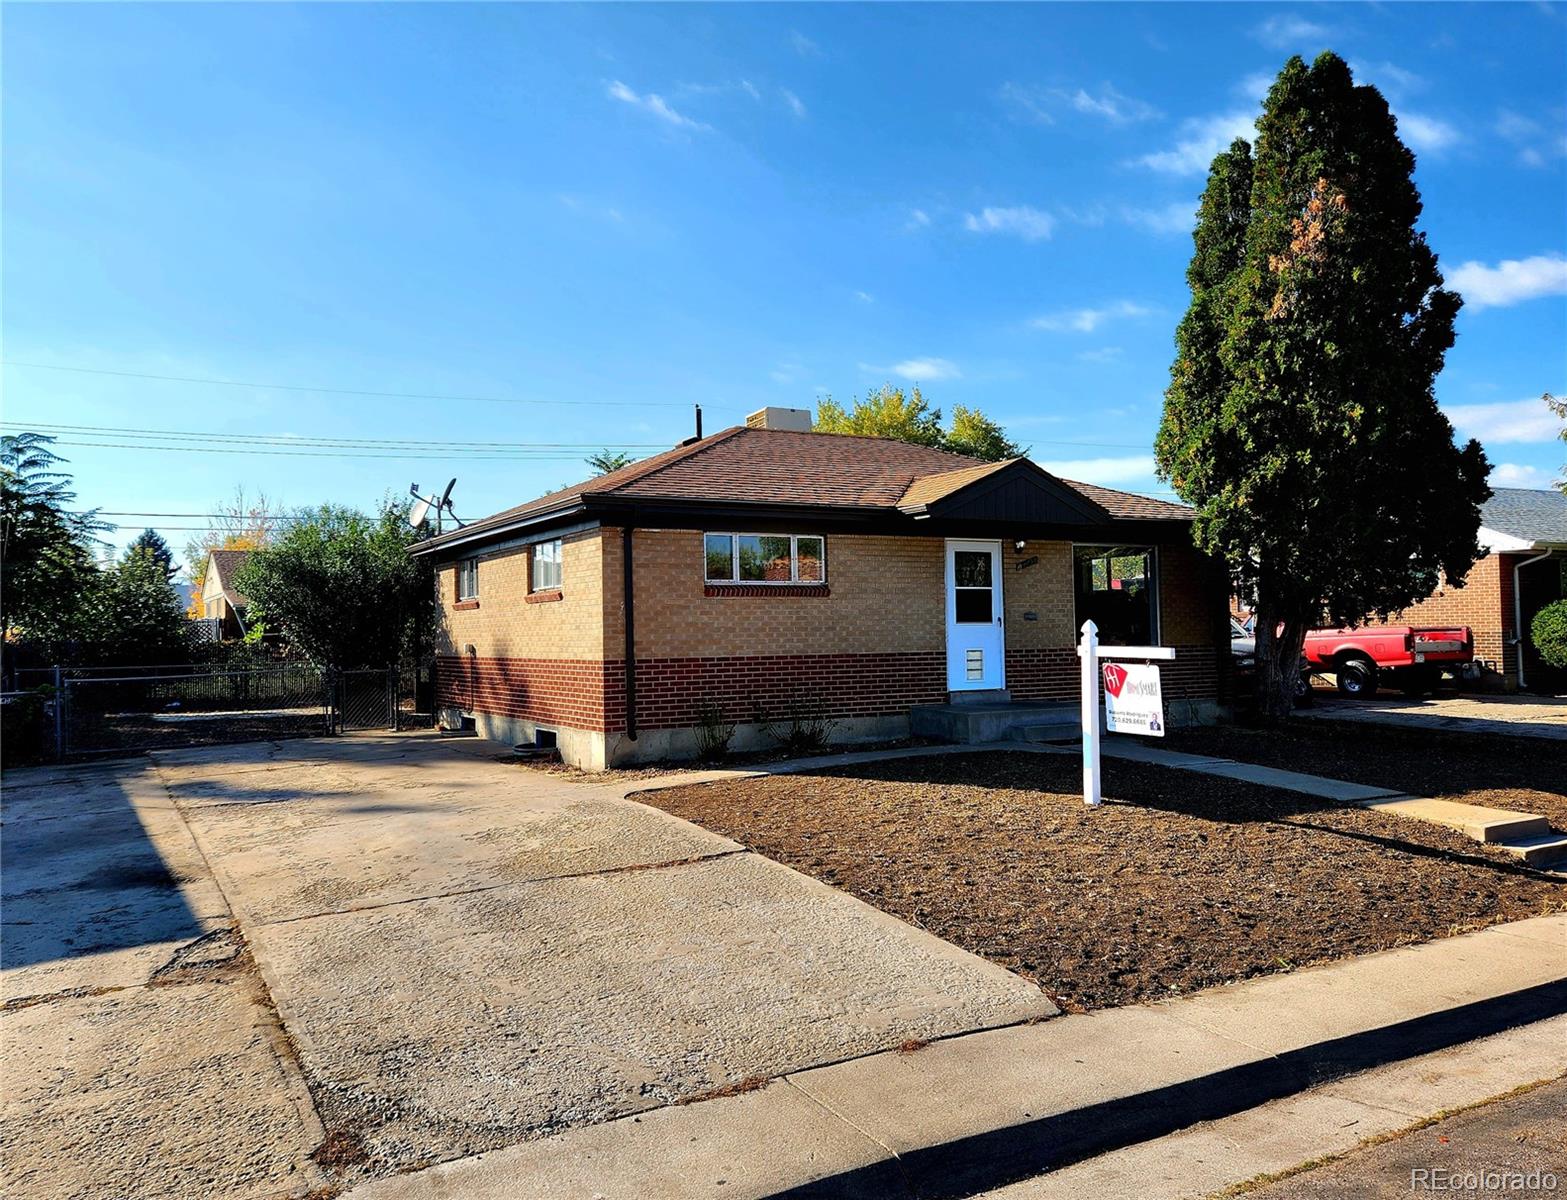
[411,409,1230,768]
[1367,488,1566,692]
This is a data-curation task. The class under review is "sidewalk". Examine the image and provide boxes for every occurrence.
[347,912,1567,1200]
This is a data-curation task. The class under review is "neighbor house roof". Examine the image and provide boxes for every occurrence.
[1479,488,1567,550]
[414,426,1192,555]
[206,549,253,606]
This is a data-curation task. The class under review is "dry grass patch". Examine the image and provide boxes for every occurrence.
[641,752,1565,1012]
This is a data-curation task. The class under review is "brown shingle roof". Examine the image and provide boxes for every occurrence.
[419,426,1190,551]
[207,549,253,605]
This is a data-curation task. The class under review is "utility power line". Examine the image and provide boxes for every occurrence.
[12,422,668,451]
[1,360,700,409]
[0,436,652,463]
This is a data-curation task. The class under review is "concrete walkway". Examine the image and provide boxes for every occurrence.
[347,913,1567,1200]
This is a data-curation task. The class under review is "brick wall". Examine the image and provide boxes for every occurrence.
[435,529,608,661]
[1359,553,1511,683]
[436,524,1225,745]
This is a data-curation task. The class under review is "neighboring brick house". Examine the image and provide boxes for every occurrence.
[1367,488,1567,692]
[412,409,1230,768]
[199,549,254,639]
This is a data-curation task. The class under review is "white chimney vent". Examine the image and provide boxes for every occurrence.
[745,406,813,433]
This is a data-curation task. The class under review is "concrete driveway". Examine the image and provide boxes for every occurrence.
[1299,692,1567,740]
[4,733,1054,1198]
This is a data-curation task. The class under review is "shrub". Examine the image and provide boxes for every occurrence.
[693,702,736,762]
[1,689,51,766]
[1532,600,1567,670]
[757,693,837,756]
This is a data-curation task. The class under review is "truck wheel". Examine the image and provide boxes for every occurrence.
[1336,657,1378,698]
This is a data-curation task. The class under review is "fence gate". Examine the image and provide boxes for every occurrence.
[334,669,398,733]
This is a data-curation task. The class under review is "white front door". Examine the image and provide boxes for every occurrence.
[945,540,1005,690]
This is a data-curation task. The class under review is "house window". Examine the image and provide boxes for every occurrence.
[531,539,562,592]
[703,534,826,584]
[1074,545,1158,646]
[457,557,479,601]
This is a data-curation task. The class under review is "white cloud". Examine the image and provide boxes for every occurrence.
[780,88,807,118]
[1134,111,1256,174]
[789,30,821,57]
[889,357,961,381]
[1041,455,1156,484]
[905,208,932,231]
[1252,15,1334,49]
[1002,82,1158,125]
[1492,463,1552,487]
[1397,112,1461,153]
[854,290,874,303]
[1444,396,1566,444]
[606,80,709,131]
[1448,254,1567,310]
[1031,301,1153,334]
[1078,347,1125,364]
[1496,109,1567,167]
[1350,60,1426,100]
[963,205,1056,241]
[1121,200,1196,235]
[740,79,762,101]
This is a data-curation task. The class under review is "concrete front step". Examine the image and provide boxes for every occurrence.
[910,701,1079,745]
[1364,796,1551,844]
[1496,832,1567,868]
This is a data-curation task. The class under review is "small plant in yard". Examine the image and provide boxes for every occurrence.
[755,692,837,756]
[693,702,737,761]
[1531,600,1567,671]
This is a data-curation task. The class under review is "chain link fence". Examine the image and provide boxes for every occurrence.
[8,661,439,760]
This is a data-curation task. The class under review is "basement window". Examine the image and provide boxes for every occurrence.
[1073,545,1158,646]
[704,534,826,584]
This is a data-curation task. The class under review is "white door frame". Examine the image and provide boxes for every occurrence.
[944,539,1006,691]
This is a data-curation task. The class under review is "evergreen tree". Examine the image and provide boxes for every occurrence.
[1156,53,1490,719]
[127,528,178,581]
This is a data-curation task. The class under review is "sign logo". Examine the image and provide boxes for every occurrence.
[1102,663,1128,698]
[1102,662,1165,738]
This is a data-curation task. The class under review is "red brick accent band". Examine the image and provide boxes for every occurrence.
[454,600,480,611]
[439,644,1223,737]
[703,584,831,598]
[435,656,620,731]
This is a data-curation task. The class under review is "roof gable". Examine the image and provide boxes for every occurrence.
[896,458,1110,524]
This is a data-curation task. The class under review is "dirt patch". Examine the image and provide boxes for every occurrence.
[641,752,1566,1012]
[1164,721,1567,828]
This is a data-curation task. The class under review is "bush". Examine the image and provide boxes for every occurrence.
[1532,600,1567,670]
[693,702,736,762]
[756,693,837,756]
[1,690,51,766]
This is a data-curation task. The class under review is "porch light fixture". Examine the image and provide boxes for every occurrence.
[1014,539,1027,553]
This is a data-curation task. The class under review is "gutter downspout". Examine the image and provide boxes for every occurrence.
[623,525,637,742]
[1513,548,1554,690]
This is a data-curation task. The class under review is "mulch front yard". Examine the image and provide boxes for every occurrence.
[1163,721,1567,829]
[641,751,1565,1013]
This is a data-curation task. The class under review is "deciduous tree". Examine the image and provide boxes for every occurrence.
[815,386,1024,461]
[235,503,434,670]
[1156,53,1491,720]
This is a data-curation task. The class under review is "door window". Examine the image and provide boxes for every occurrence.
[953,550,993,623]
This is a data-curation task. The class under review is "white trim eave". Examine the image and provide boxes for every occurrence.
[1478,526,1537,553]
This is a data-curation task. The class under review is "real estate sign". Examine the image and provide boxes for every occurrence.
[1102,662,1165,737]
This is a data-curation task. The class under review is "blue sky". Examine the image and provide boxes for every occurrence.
[5,2,1565,568]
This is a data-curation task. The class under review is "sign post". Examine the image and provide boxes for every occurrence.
[1079,620,1101,808]
[1077,627,1176,808]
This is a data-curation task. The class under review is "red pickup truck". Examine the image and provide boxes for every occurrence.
[1303,626,1474,698]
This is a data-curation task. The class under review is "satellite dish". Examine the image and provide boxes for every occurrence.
[408,497,431,529]
[405,478,463,533]
[439,478,457,511]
